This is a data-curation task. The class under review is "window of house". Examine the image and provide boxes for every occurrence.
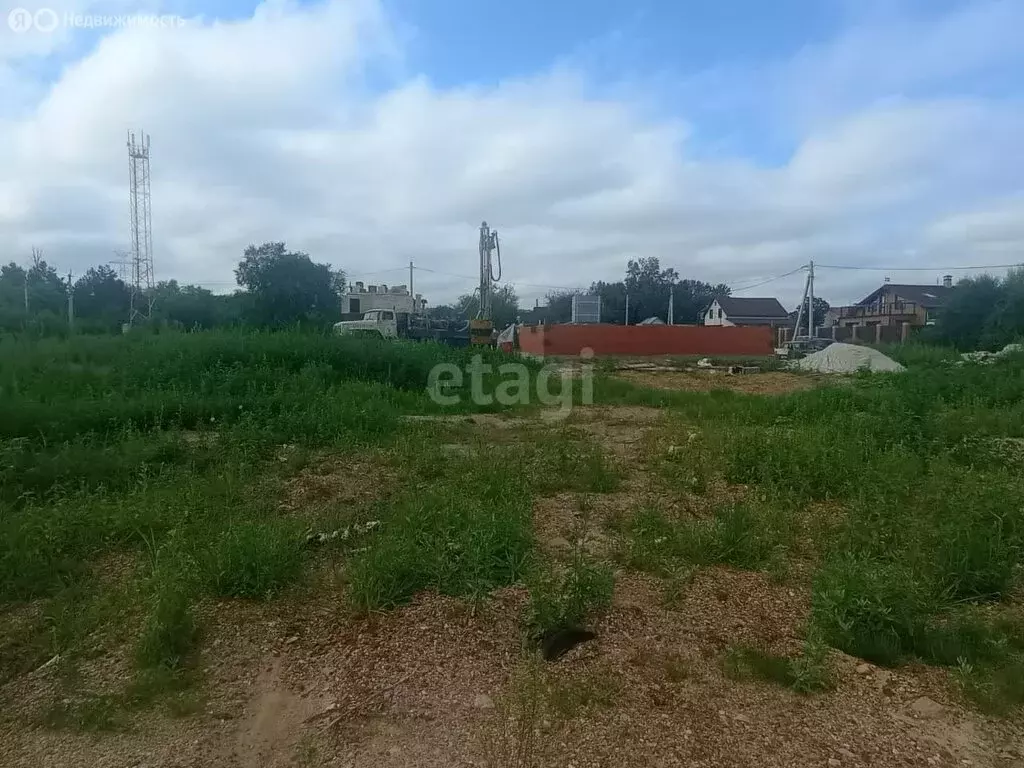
[717,308,723,319]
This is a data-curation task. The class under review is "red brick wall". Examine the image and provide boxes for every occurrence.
[517,324,774,357]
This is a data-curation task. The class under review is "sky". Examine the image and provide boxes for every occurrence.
[1,0,1023,310]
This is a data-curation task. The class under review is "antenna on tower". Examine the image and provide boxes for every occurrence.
[127,131,154,325]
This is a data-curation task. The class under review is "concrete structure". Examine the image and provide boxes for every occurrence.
[833,278,954,329]
[517,323,774,357]
[703,297,789,327]
[342,282,426,316]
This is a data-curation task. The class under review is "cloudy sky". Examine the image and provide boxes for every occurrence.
[2,0,1023,309]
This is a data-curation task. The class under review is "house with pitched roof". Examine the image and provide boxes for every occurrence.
[702,296,790,327]
[831,277,955,328]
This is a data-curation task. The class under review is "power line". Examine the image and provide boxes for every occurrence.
[413,265,584,293]
[817,262,1023,272]
[729,266,806,294]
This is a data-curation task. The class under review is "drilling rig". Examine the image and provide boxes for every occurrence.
[470,220,502,345]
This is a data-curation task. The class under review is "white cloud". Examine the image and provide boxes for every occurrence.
[1,0,1022,311]
[926,196,1024,260]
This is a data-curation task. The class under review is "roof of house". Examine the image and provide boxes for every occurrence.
[856,284,954,308]
[713,296,789,319]
[518,305,552,324]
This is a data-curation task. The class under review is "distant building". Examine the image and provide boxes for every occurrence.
[342,282,426,316]
[518,304,554,324]
[832,276,954,329]
[703,296,789,327]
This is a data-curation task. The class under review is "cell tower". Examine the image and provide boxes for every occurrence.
[127,131,154,324]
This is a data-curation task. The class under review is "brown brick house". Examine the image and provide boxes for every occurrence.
[831,277,955,329]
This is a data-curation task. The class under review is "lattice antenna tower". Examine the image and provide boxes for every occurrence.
[127,131,154,323]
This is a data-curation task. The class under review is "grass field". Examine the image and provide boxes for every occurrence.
[1,331,1022,763]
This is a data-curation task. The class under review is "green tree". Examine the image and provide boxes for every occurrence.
[934,275,1005,350]
[150,280,241,330]
[542,290,575,323]
[587,259,728,324]
[426,303,460,322]
[982,268,1024,347]
[26,253,67,319]
[455,284,519,329]
[73,266,131,330]
[235,242,343,326]
[0,263,28,330]
[793,297,831,329]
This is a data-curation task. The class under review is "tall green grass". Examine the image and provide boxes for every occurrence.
[614,352,1024,710]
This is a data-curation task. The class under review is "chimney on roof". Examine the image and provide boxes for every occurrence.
[942,274,953,288]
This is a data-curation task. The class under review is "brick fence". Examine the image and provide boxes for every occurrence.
[517,324,775,357]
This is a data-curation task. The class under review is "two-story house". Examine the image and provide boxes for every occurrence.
[832,276,954,329]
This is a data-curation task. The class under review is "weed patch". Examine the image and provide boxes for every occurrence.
[201,519,306,599]
[724,636,832,694]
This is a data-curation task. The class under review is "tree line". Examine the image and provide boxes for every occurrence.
[923,269,1024,350]
[7,240,1018,349]
[0,249,776,335]
[0,243,345,335]
[427,257,732,328]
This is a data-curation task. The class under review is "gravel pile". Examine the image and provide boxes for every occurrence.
[793,343,905,374]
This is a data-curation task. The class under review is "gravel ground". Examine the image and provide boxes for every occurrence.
[2,405,1021,767]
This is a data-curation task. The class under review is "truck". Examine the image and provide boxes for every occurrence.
[333,310,472,346]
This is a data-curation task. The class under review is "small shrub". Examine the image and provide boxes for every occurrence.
[348,473,533,611]
[527,555,614,638]
[955,656,1024,715]
[660,567,695,609]
[136,579,197,670]
[929,510,1019,603]
[202,519,305,599]
[810,555,933,666]
[485,656,546,768]
[709,502,781,570]
[723,638,832,694]
[621,502,784,575]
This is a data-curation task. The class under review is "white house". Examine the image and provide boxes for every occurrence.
[703,297,789,327]
[342,282,427,315]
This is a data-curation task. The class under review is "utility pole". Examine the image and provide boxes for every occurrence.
[409,260,414,314]
[625,293,630,325]
[793,265,810,340]
[67,271,74,333]
[807,259,815,338]
[668,289,674,326]
[23,274,28,313]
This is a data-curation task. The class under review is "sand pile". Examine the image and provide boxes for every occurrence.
[793,343,905,374]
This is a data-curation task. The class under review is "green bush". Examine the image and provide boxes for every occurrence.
[136,578,197,670]
[201,520,305,599]
[348,469,534,611]
[527,555,615,637]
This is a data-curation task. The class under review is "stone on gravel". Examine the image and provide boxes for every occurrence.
[856,663,872,675]
[909,696,944,719]
[472,693,495,710]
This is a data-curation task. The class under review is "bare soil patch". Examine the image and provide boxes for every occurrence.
[616,369,818,394]
[280,453,398,516]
